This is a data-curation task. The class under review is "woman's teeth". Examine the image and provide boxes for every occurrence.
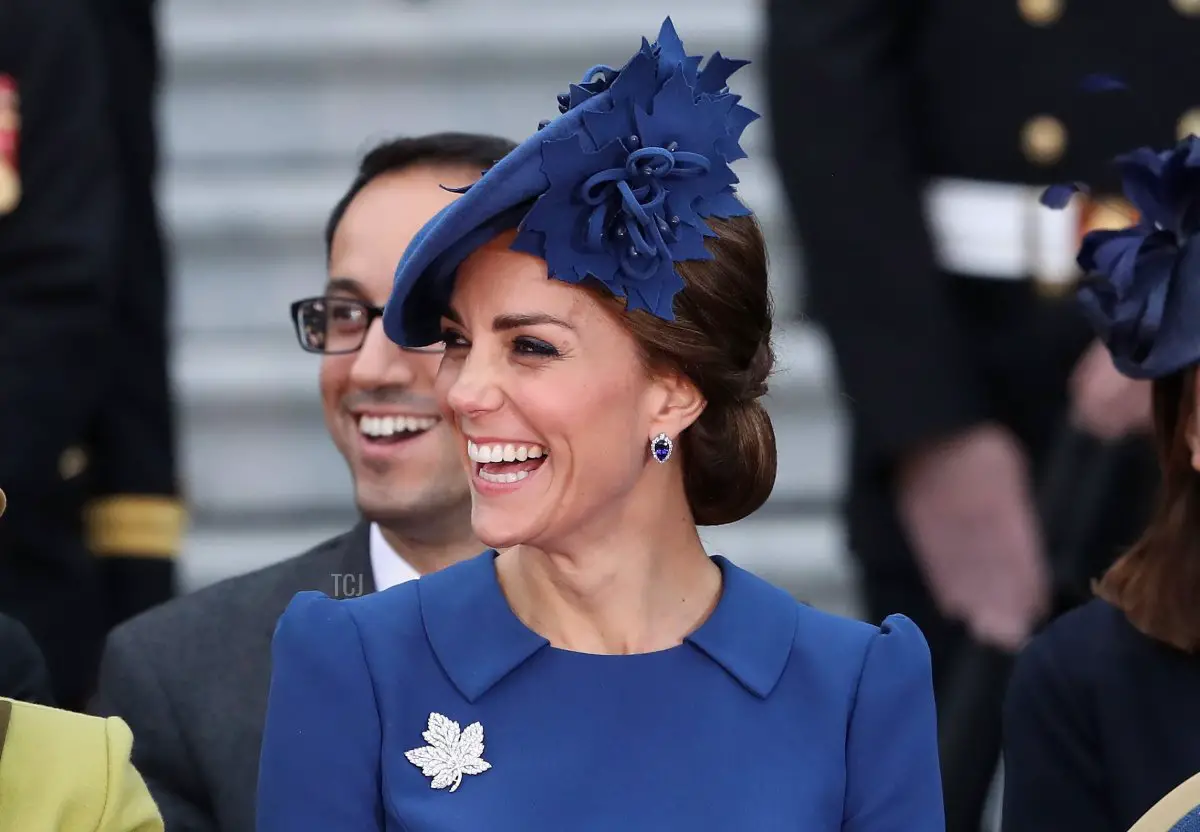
[466,441,547,464]
[467,440,548,485]
[479,468,531,484]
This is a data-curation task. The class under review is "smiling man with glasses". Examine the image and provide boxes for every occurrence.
[87,132,516,832]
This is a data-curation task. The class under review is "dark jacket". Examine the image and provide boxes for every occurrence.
[766,0,1200,462]
[0,613,52,705]
[1002,598,1200,832]
[89,524,375,832]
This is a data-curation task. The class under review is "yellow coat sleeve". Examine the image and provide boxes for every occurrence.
[0,698,164,832]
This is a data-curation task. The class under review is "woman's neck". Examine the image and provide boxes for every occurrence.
[494,513,721,655]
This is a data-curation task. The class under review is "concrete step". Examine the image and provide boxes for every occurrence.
[163,2,756,67]
[161,3,763,162]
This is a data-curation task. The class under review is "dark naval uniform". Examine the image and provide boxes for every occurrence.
[85,0,182,633]
[0,0,181,711]
[766,0,1182,674]
[766,0,1182,825]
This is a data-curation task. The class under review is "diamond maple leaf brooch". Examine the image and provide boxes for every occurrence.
[405,712,492,792]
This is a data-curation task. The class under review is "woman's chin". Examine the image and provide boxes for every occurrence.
[470,509,530,551]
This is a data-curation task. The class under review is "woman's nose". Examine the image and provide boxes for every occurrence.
[442,349,504,416]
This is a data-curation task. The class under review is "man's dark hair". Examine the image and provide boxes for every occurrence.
[324,132,517,258]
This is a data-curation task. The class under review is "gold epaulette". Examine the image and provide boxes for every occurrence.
[84,496,186,558]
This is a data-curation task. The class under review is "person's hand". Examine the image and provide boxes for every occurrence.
[895,423,1050,651]
[1069,339,1152,440]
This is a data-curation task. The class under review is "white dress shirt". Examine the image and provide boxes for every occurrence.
[368,522,421,591]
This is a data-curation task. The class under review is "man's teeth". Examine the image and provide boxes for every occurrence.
[466,440,547,464]
[358,415,438,437]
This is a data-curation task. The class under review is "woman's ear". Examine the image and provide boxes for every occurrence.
[647,370,707,439]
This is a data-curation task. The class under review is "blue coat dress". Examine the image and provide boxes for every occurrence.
[255,551,944,830]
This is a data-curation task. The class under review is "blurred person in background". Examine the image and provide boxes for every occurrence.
[0,485,164,831]
[765,0,1180,682]
[90,133,513,832]
[0,613,52,706]
[0,489,54,705]
[84,0,183,637]
[0,0,179,713]
[1003,136,1200,830]
[0,697,165,831]
[764,5,1180,826]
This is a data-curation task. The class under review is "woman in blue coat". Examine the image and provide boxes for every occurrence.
[255,18,945,831]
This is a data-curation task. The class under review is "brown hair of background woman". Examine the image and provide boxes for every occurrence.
[1097,369,1200,651]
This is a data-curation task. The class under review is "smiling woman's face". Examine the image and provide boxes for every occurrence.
[435,232,679,550]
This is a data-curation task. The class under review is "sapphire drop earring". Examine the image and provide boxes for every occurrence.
[650,433,673,464]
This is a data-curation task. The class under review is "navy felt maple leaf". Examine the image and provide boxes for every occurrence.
[509,17,758,320]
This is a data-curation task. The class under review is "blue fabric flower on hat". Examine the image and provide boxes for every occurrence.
[1043,135,1200,378]
[508,18,758,319]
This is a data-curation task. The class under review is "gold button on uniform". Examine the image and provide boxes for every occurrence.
[1021,115,1067,165]
[1171,0,1200,16]
[59,446,88,480]
[1178,108,1200,140]
[1018,0,1063,25]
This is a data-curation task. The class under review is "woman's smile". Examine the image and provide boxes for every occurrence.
[465,438,550,494]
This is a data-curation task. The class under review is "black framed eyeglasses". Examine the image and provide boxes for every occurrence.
[289,296,445,355]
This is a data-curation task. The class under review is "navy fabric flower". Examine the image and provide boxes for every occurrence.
[382,18,759,347]
[508,18,757,319]
[1043,135,1200,378]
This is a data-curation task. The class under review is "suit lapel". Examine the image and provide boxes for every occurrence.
[338,521,375,597]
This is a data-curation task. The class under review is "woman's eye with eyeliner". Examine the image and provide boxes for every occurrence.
[514,337,559,357]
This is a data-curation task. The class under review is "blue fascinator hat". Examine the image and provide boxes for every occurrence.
[1044,135,1200,380]
[382,17,758,348]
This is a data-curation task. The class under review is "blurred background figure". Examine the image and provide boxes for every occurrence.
[0,0,179,713]
[0,696,165,831]
[764,0,1196,828]
[85,0,182,637]
[0,612,52,706]
[0,487,53,704]
[1002,133,1200,831]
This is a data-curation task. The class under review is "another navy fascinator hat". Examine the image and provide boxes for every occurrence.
[1044,135,1200,380]
[382,17,758,348]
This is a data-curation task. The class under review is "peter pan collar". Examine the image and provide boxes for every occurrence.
[419,551,798,703]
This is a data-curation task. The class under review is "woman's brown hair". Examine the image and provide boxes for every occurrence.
[1096,367,1200,651]
[587,213,777,526]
